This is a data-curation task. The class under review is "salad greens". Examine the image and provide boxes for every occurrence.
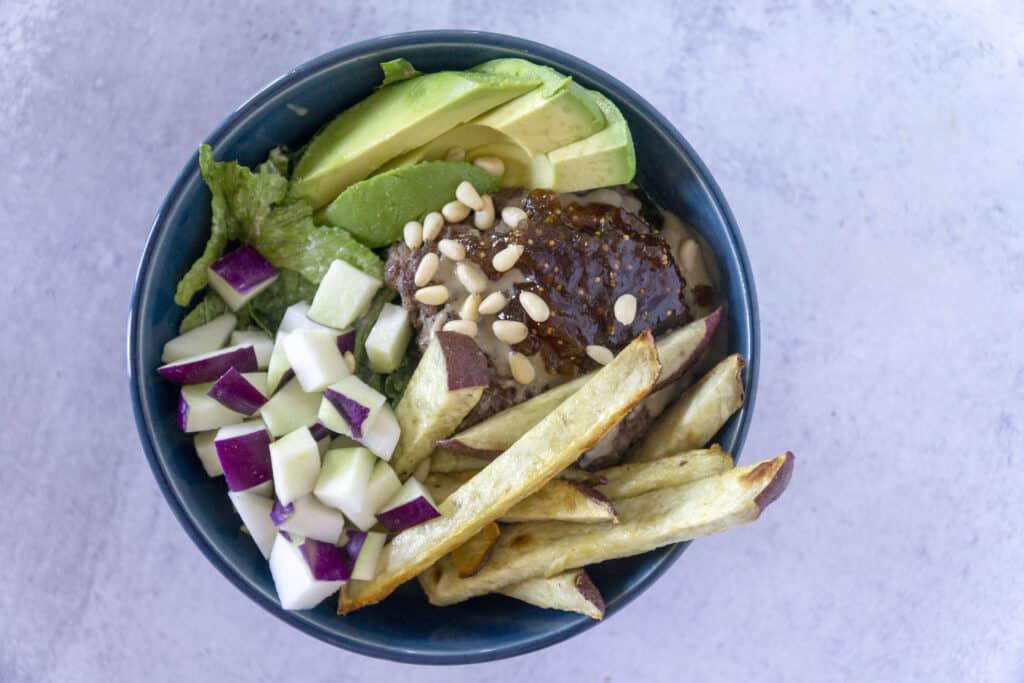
[246,270,318,334]
[175,145,383,308]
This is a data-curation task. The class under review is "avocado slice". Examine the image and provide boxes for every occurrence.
[290,71,537,207]
[547,90,636,192]
[378,123,515,171]
[470,58,606,155]
[320,161,502,248]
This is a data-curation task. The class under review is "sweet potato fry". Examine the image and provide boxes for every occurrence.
[595,447,733,499]
[499,569,605,620]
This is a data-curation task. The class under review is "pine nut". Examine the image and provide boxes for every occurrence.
[492,244,524,273]
[493,320,529,344]
[508,351,535,385]
[586,344,614,365]
[442,319,478,337]
[445,147,465,161]
[456,181,485,211]
[474,194,496,230]
[414,252,439,287]
[414,284,449,306]
[473,156,505,177]
[586,188,623,206]
[518,291,550,323]
[460,293,482,321]
[438,238,466,262]
[442,200,471,223]
[343,351,356,373]
[423,211,444,241]
[403,221,423,249]
[456,262,488,293]
[501,206,527,228]
[478,291,508,315]
[614,294,637,325]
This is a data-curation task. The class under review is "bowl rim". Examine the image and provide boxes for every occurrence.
[128,29,759,664]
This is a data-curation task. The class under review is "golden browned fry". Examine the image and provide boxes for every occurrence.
[435,311,722,458]
[595,447,733,499]
[630,354,745,462]
[449,522,500,578]
[338,332,660,614]
[498,569,605,620]
[420,453,793,606]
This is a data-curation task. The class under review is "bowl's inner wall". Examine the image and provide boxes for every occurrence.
[132,36,755,662]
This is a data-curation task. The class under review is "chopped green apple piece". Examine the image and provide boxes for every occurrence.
[308,259,382,330]
[365,303,412,373]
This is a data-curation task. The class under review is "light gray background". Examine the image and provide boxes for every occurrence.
[3,1,1022,681]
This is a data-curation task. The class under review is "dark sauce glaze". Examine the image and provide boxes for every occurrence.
[452,190,690,375]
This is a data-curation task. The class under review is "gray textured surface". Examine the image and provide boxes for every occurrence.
[3,1,1023,681]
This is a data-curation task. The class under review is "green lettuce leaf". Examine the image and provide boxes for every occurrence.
[247,269,318,334]
[247,200,384,283]
[174,145,288,305]
[379,58,420,88]
[178,291,251,334]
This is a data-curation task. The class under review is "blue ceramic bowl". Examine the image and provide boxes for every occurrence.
[128,30,758,664]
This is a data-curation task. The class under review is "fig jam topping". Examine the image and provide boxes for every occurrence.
[448,190,689,374]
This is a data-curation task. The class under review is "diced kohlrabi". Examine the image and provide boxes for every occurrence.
[279,301,338,334]
[284,329,350,392]
[208,245,279,311]
[266,331,293,395]
[308,259,382,329]
[214,421,273,491]
[207,367,268,415]
[269,534,345,610]
[338,459,401,531]
[337,329,356,356]
[158,344,258,385]
[248,479,275,498]
[330,434,360,449]
[271,494,346,543]
[318,376,386,438]
[313,447,375,524]
[230,330,274,369]
[193,431,223,477]
[357,404,401,461]
[178,383,245,433]
[228,488,276,559]
[161,313,236,363]
[270,427,322,505]
[365,303,411,373]
[351,531,386,581]
[260,379,321,437]
[376,477,441,532]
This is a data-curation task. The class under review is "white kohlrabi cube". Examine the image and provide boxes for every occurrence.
[266,331,292,395]
[269,534,344,610]
[357,404,401,461]
[230,330,274,369]
[308,259,382,329]
[228,488,276,559]
[260,379,321,437]
[161,313,237,363]
[280,301,339,334]
[317,376,386,438]
[351,531,386,581]
[193,431,223,477]
[341,459,401,531]
[365,303,411,374]
[330,434,360,449]
[275,495,346,543]
[284,329,350,393]
[178,383,245,433]
[270,427,322,505]
[207,246,279,311]
[313,447,375,523]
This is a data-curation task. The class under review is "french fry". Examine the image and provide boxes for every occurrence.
[428,451,606,486]
[420,453,794,606]
[390,331,490,478]
[425,472,617,523]
[338,332,661,614]
[595,447,733,500]
[449,522,500,578]
[630,354,745,463]
[499,569,605,620]
[435,311,721,458]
